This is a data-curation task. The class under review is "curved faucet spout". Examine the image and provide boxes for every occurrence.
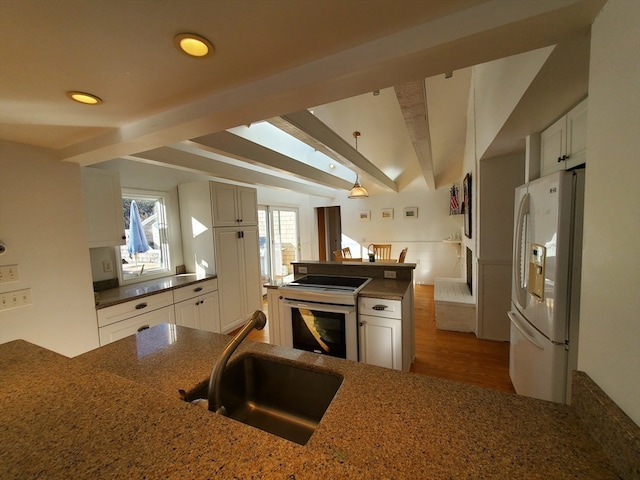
[208,310,267,414]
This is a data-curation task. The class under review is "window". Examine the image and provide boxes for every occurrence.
[117,190,173,284]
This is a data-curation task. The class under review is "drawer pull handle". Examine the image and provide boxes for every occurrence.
[194,287,203,292]
[135,303,148,310]
[372,305,388,311]
[137,325,150,332]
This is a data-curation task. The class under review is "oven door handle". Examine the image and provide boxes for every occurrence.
[281,299,356,314]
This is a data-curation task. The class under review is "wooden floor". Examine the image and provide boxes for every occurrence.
[246,284,514,394]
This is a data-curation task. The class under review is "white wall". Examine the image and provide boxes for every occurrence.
[476,154,524,341]
[578,0,640,425]
[0,141,99,357]
[335,187,463,284]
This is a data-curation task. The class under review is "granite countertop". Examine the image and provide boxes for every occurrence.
[359,278,411,300]
[1,325,618,479]
[95,274,216,309]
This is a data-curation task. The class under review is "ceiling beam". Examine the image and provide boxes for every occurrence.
[394,81,436,190]
[279,110,398,192]
[129,146,339,198]
[187,131,353,190]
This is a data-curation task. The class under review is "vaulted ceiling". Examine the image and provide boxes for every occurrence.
[0,0,604,197]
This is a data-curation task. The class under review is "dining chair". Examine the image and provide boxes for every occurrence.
[341,247,353,259]
[369,244,392,260]
[332,249,345,261]
[398,247,408,263]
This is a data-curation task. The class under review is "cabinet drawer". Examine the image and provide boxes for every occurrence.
[97,291,174,327]
[359,297,402,319]
[173,279,218,303]
[98,305,175,346]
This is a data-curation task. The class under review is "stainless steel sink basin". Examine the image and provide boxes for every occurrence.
[186,354,343,445]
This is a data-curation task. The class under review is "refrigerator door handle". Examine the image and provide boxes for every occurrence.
[513,193,530,310]
[508,311,544,350]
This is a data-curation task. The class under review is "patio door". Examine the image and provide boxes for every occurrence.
[258,206,300,290]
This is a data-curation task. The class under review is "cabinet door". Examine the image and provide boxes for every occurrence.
[215,228,245,331]
[174,291,220,332]
[81,168,125,247]
[359,314,401,370]
[566,98,588,170]
[237,186,258,225]
[98,305,175,346]
[540,116,566,177]
[198,291,220,333]
[210,182,240,227]
[174,297,199,329]
[241,226,263,317]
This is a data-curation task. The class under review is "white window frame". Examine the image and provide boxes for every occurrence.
[116,188,176,285]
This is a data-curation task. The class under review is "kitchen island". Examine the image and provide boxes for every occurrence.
[0,324,619,479]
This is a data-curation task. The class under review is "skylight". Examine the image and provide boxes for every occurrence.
[227,123,353,180]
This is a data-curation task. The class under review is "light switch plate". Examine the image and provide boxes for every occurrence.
[0,264,19,283]
[384,270,396,279]
[299,266,308,274]
[0,288,32,310]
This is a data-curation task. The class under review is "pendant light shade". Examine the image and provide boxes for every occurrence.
[348,131,369,198]
[348,174,369,198]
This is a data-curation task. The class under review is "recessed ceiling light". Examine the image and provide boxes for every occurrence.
[66,91,102,105]
[329,163,335,169]
[174,33,214,58]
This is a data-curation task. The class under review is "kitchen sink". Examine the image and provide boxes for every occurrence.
[186,354,343,445]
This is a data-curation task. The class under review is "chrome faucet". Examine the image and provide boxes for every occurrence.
[208,310,267,414]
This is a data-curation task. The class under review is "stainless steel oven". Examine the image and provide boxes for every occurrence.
[278,275,371,362]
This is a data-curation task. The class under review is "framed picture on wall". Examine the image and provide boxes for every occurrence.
[403,207,418,219]
[463,173,472,238]
[359,210,371,221]
[381,208,394,220]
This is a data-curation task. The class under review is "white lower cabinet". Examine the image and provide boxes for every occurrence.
[173,279,220,332]
[266,288,282,345]
[359,314,402,370]
[97,279,220,346]
[98,304,175,346]
[358,297,403,370]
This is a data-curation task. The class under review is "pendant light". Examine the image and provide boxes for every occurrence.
[348,131,369,198]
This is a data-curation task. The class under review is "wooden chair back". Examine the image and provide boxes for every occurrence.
[341,247,352,259]
[369,244,392,260]
[398,247,408,263]
[332,249,345,261]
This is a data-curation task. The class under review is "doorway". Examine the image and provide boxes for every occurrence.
[316,206,342,261]
[258,206,300,289]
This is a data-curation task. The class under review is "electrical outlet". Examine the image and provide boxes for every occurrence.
[0,288,32,310]
[102,260,113,273]
[0,264,19,283]
[299,266,308,274]
[384,270,397,279]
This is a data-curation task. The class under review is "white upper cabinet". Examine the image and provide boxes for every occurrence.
[81,168,125,248]
[210,182,258,227]
[541,98,588,177]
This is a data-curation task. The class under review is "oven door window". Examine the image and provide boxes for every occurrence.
[291,307,346,359]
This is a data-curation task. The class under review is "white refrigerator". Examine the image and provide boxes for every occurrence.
[508,169,585,404]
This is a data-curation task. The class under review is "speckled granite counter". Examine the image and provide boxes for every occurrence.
[1,325,620,479]
[95,273,216,309]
